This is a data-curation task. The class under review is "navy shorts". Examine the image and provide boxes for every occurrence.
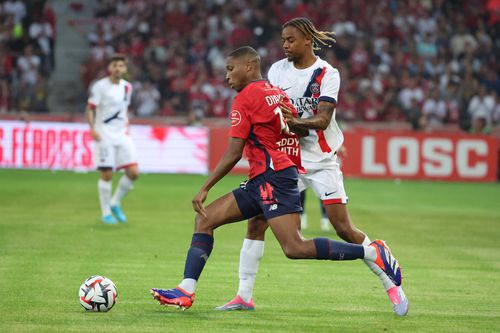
[233,167,303,220]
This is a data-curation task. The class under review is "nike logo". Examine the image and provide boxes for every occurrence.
[324,191,337,196]
[282,86,292,91]
[103,110,122,123]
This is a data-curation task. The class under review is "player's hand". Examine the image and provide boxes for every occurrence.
[192,189,208,218]
[279,100,297,125]
[90,129,101,141]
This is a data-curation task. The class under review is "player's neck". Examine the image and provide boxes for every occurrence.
[109,76,121,84]
[293,52,317,70]
[242,74,263,89]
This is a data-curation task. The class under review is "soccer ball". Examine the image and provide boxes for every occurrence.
[79,275,117,312]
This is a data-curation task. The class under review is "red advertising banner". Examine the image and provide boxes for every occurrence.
[209,128,499,182]
[0,121,208,173]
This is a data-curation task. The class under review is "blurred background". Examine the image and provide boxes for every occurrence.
[0,0,499,180]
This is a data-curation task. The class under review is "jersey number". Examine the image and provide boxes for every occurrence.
[274,107,290,134]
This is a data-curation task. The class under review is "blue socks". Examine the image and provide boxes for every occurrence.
[183,233,214,280]
[313,238,364,260]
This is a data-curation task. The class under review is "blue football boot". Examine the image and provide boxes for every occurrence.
[110,205,127,223]
[102,214,118,224]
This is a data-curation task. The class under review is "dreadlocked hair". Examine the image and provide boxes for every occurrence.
[283,17,336,51]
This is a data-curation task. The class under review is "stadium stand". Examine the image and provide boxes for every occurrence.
[0,0,55,114]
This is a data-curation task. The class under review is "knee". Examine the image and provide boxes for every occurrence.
[100,170,113,181]
[246,216,268,240]
[194,213,207,230]
[126,169,139,181]
[282,243,304,259]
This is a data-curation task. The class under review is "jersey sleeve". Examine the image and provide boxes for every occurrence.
[87,81,102,108]
[125,83,133,106]
[267,63,279,86]
[228,95,251,139]
[319,67,340,104]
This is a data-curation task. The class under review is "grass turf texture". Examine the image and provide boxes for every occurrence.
[0,169,499,333]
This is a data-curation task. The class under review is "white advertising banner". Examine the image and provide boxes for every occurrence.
[0,121,208,174]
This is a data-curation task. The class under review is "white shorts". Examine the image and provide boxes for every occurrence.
[298,165,348,205]
[94,136,138,170]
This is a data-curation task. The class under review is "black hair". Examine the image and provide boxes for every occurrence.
[228,46,260,60]
[109,53,127,64]
[283,17,336,50]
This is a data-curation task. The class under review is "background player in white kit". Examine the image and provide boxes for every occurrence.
[217,18,408,316]
[85,54,139,224]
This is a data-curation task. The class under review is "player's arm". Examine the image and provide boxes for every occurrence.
[291,125,309,138]
[192,137,246,217]
[85,104,100,141]
[281,100,335,131]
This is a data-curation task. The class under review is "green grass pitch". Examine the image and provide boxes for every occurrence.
[0,169,499,333]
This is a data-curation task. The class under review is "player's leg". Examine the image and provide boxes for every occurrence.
[95,142,117,224]
[266,212,402,291]
[110,137,138,222]
[311,166,408,315]
[299,190,308,229]
[216,215,268,311]
[319,199,330,231]
[152,191,250,309]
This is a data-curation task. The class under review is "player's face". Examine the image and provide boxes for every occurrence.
[108,60,127,79]
[226,57,247,92]
[282,26,311,62]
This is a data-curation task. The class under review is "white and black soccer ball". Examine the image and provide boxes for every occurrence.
[79,275,117,312]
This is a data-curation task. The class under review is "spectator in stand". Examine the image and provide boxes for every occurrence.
[358,88,384,122]
[3,0,26,24]
[135,80,160,117]
[493,93,500,125]
[468,85,495,134]
[421,89,447,131]
[17,45,41,86]
[91,39,114,62]
[398,74,424,123]
[29,15,54,74]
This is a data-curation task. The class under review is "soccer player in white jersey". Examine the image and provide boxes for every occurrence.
[217,18,409,316]
[85,54,139,224]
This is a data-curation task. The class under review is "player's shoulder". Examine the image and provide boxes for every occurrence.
[317,57,339,76]
[120,78,132,86]
[91,77,109,90]
[270,58,292,72]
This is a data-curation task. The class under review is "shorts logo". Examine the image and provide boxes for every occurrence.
[310,82,320,94]
[231,110,242,126]
[260,182,278,205]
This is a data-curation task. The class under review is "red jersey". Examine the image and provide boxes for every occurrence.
[229,80,303,179]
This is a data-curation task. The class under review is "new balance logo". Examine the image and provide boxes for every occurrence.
[269,204,278,211]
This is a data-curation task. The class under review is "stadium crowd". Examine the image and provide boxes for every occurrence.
[2,0,499,134]
[0,0,55,114]
[79,0,500,133]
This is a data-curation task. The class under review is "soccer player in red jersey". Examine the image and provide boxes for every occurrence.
[151,46,401,310]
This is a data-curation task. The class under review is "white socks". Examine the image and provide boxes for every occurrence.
[179,278,197,294]
[237,238,265,302]
[110,175,134,207]
[98,179,112,216]
[362,235,395,290]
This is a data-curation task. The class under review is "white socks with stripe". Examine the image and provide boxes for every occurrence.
[110,175,134,207]
[362,235,395,290]
[98,179,112,217]
[237,238,265,302]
